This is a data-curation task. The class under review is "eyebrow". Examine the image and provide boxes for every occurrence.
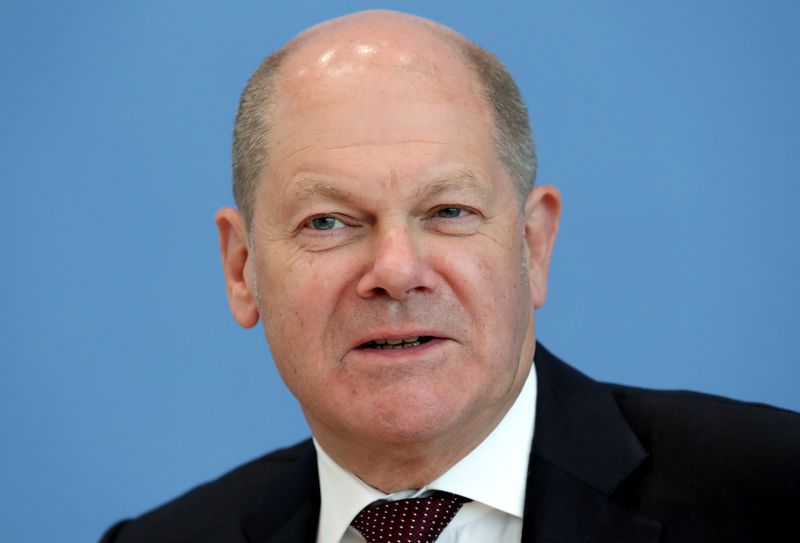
[289,180,356,207]
[285,169,490,212]
[413,170,489,201]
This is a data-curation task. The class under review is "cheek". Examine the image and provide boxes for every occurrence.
[439,237,528,306]
[260,252,327,321]
[434,237,531,349]
[257,251,360,362]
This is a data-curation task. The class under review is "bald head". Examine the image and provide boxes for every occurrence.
[232,10,536,226]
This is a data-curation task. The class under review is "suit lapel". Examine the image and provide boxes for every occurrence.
[521,345,662,542]
[241,443,320,543]
[257,499,318,543]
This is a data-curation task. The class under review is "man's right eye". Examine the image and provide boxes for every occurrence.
[308,216,345,231]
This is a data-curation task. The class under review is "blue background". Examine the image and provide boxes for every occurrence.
[1,1,798,541]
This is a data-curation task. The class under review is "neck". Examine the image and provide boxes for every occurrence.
[315,425,495,493]
[309,375,527,493]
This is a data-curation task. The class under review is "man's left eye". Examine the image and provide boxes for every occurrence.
[435,207,467,218]
[309,216,345,230]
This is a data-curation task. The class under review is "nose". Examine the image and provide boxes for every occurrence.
[356,224,438,300]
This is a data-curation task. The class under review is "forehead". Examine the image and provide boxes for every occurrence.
[262,28,497,190]
[277,27,485,117]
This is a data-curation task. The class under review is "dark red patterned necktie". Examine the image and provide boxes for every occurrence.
[351,491,471,543]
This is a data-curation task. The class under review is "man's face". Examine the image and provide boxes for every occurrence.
[227,34,557,457]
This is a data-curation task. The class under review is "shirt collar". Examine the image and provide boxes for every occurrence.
[314,364,537,543]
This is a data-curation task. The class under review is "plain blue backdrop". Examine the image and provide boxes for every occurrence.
[1,1,798,541]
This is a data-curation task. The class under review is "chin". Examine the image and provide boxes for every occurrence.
[356,394,475,447]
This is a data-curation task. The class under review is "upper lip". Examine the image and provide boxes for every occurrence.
[351,328,451,349]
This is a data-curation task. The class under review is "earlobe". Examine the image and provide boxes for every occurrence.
[523,185,562,309]
[215,207,260,328]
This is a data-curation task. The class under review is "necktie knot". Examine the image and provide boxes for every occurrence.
[351,491,470,543]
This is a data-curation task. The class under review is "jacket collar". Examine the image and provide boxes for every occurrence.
[241,442,320,543]
[521,344,662,541]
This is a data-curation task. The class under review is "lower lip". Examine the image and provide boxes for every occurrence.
[351,338,448,359]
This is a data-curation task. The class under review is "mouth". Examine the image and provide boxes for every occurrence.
[358,336,436,350]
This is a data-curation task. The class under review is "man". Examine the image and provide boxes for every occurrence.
[102,10,799,542]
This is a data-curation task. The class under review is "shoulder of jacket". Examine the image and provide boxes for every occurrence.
[100,438,315,543]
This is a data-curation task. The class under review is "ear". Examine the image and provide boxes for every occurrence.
[523,185,562,309]
[215,207,259,328]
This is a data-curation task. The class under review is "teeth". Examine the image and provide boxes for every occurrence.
[368,336,424,349]
[384,336,419,345]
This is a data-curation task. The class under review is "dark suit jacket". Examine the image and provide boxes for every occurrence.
[101,345,800,542]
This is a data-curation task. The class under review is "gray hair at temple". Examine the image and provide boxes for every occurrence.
[231,29,537,228]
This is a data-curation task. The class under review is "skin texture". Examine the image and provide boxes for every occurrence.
[216,10,561,492]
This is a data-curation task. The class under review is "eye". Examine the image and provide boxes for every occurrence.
[308,216,345,231]
[427,205,481,235]
[435,207,469,219]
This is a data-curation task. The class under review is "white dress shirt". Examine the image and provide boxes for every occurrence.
[314,364,537,542]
